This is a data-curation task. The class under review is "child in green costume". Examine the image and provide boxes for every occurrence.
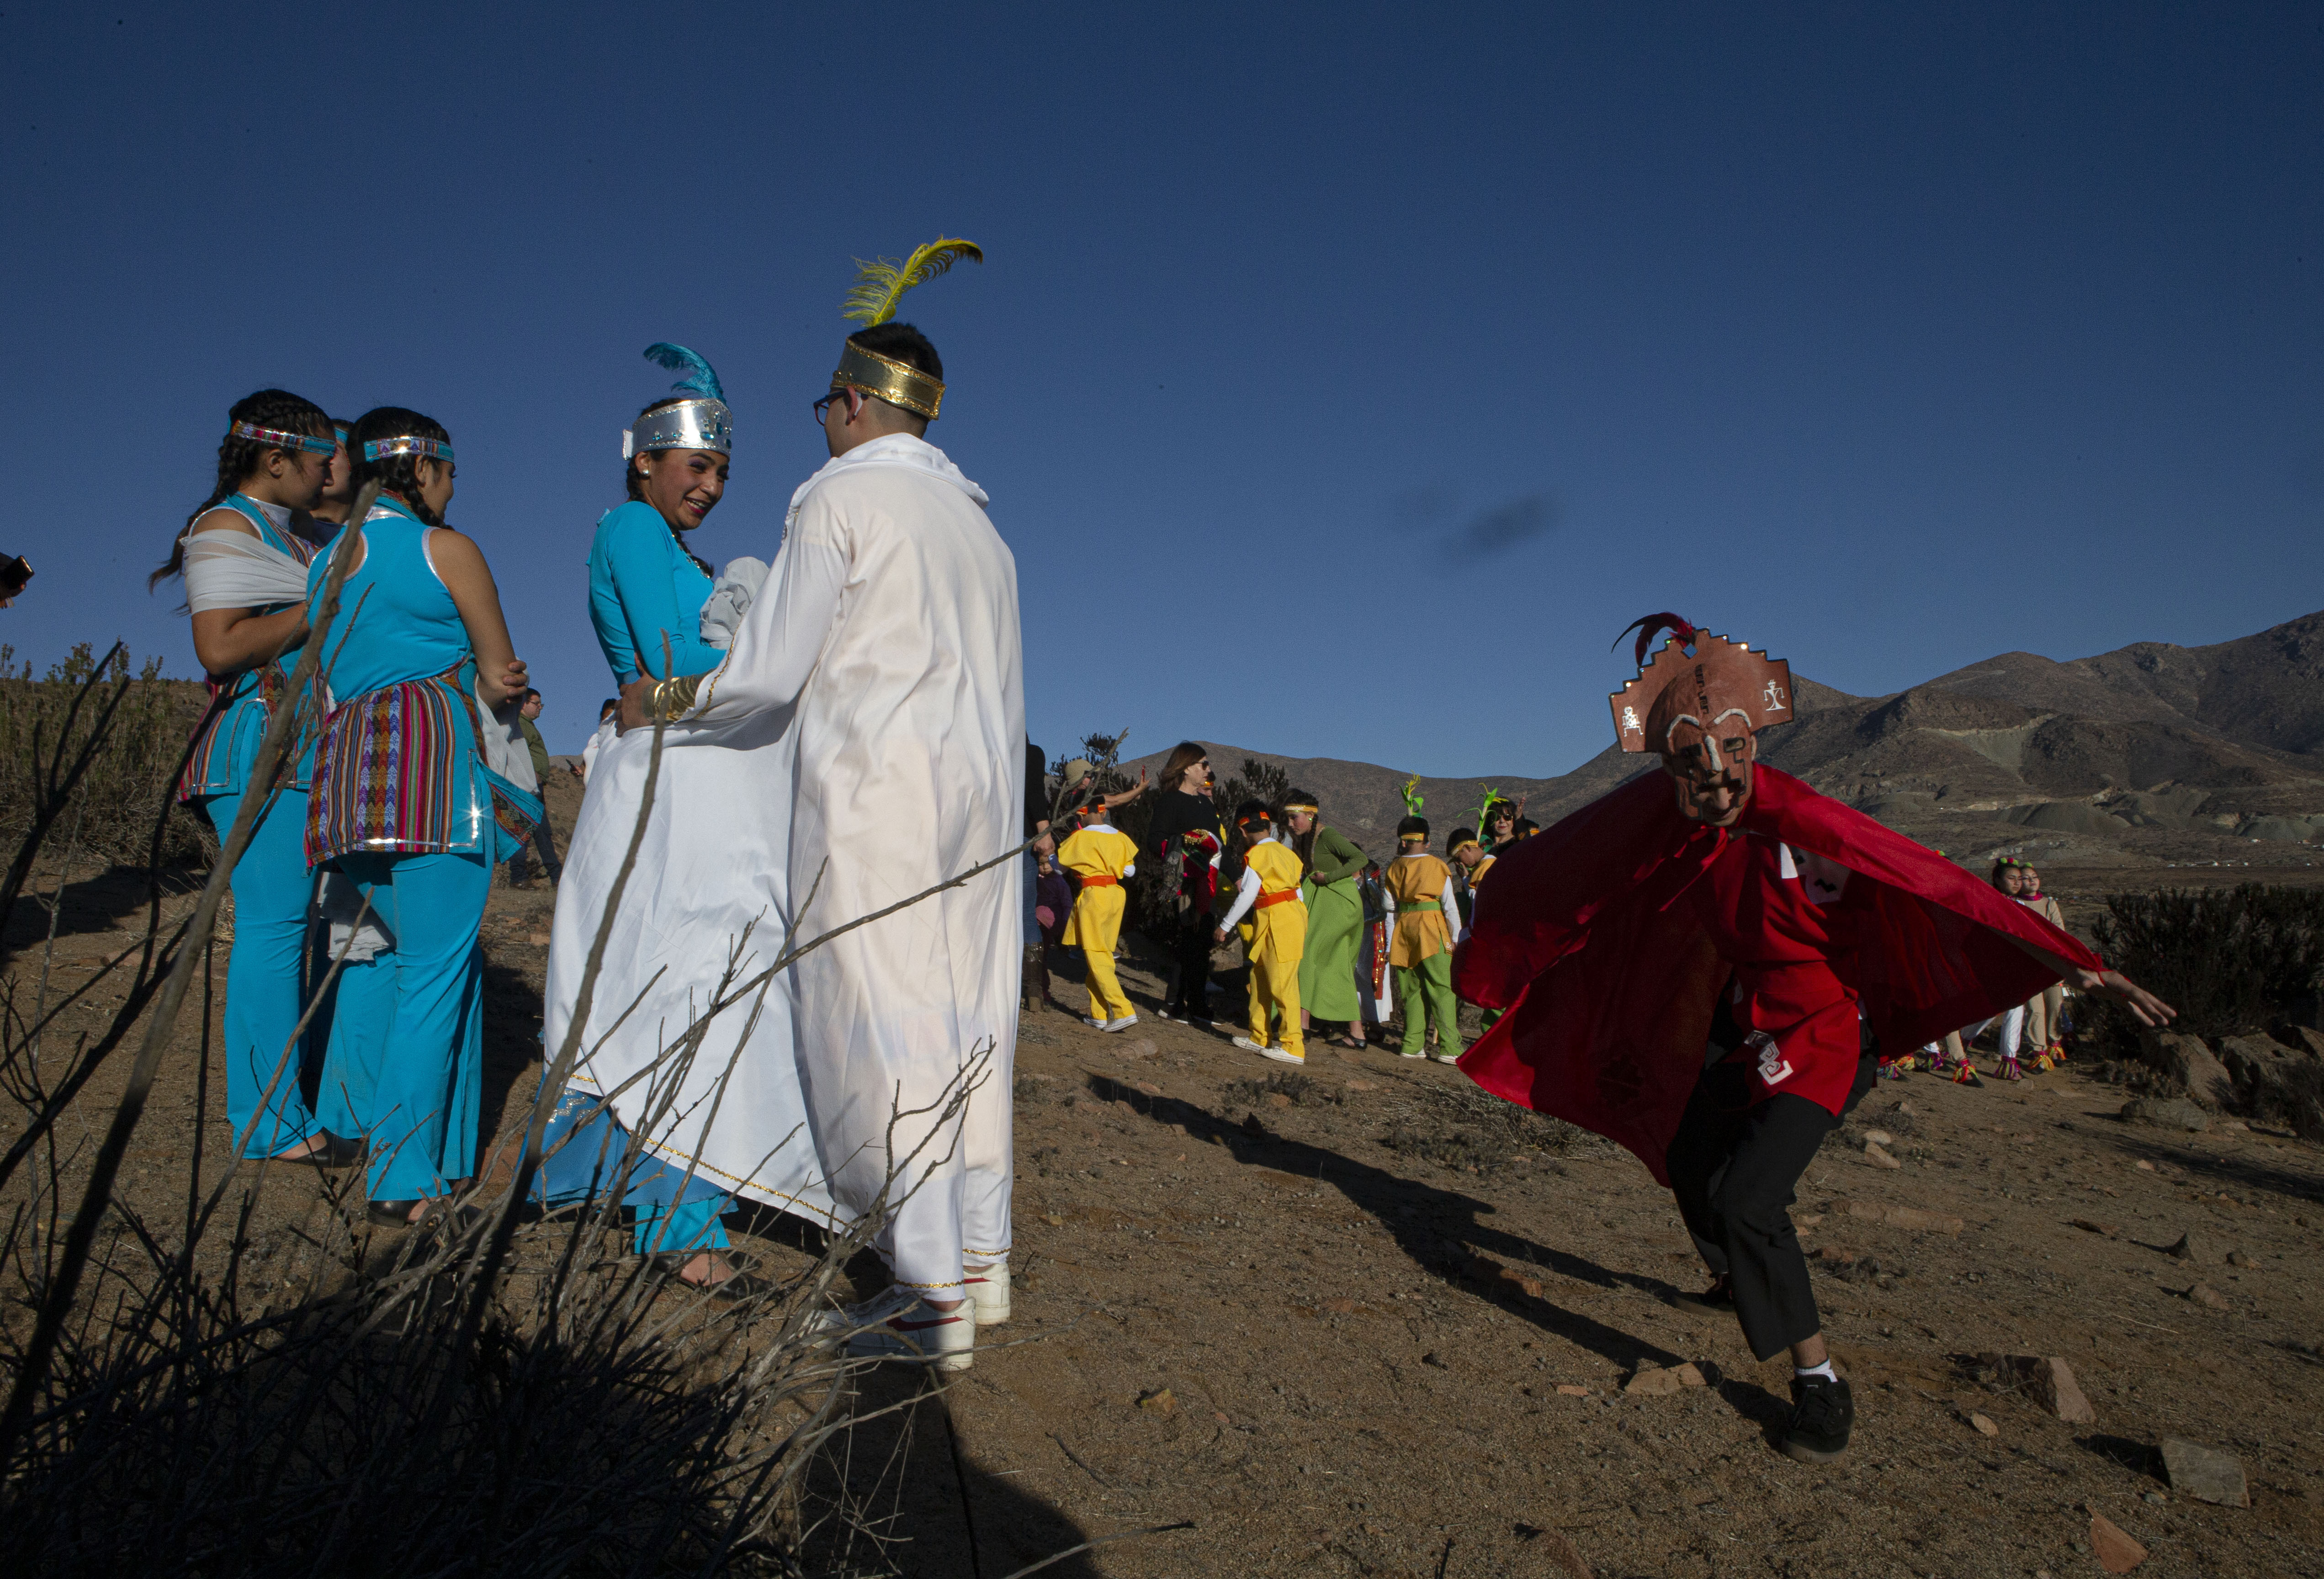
[1384,816,1464,1064]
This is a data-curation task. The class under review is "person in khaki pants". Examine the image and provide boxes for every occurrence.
[2018,864,2069,1065]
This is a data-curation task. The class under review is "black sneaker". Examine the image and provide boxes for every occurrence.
[1779,1373,1854,1463]
[1668,1274,1735,1316]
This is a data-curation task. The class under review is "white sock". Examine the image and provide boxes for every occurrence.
[1795,1360,1837,1383]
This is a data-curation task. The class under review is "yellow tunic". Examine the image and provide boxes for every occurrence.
[1470,853,1496,888]
[1241,840,1308,968]
[1386,852,1455,967]
[1059,827,1139,951]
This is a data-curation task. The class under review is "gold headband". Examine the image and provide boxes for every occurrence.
[832,342,946,419]
[1451,838,1482,856]
[1282,802,1319,817]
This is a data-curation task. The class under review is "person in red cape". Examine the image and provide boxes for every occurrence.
[1454,615,2175,1464]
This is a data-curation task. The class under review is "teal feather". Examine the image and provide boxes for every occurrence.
[642,343,725,401]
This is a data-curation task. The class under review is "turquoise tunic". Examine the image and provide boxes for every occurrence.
[307,500,512,860]
[304,498,499,1201]
[585,499,722,682]
[181,495,318,798]
[180,493,324,1154]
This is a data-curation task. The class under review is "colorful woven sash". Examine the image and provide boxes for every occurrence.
[307,669,468,861]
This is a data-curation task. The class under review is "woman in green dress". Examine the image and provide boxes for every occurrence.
[1283,790,1370,1049]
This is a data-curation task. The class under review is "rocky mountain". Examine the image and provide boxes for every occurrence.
[1122,610,2324,865]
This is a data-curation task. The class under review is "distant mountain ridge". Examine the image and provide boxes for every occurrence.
[1121,609,2324,862]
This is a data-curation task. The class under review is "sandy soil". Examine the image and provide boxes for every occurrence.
[10,842,2324,1578]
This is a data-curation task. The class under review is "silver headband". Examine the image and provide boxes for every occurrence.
[362,435,455,463]
[623,397,732,458]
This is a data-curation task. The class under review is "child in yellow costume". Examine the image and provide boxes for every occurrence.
[1059,804,1141,1031]
[1215,801,1308,1065]
[1385,816,1464,1064]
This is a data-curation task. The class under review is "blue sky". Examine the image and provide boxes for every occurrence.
[4,3,2317,776]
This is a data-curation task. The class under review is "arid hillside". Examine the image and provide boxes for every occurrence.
[1129,610,2324,872]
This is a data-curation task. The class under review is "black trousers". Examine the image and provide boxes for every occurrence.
[1168,913,1213,1018]
[1666,1051,1876,1362]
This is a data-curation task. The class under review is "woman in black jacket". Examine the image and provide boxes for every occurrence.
[1143,741,1229,1023]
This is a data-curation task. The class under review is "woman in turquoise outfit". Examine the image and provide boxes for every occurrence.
[155,388,353,1166]
[540,344,766,1295]
[586,344,732,684]
[306,407,536,1224]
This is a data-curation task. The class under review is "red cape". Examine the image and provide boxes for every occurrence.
[1453,765,2101,1183]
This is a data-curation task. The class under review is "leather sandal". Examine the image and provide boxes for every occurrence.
[270,1134,365,1169]
[364,1198,448,1228]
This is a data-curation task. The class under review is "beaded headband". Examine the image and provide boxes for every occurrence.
[362,436,456,464]
[1280,801,1321,818]
[230,422,335,458]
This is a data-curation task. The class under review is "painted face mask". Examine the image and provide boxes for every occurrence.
[1608,614,1794,825]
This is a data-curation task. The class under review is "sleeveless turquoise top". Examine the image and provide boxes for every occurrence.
[305,498,500,856]
[180,494,319,800]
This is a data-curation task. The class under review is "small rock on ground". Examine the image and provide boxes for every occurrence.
[2089,1511,2148,1573]
[1624,1365,1685,1397]
[2160,1436,2249,1507]
[2121,1096,2208,1132]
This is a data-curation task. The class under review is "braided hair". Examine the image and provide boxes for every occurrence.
[349,407,453,527]
[151,388,332,590]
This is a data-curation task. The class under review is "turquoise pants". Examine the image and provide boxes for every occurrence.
[530,1086,733,1254]
[203,786,318,1156]
[337,851,488,1201]
[312,952,396,1140]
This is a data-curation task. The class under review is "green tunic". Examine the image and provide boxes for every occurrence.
[1297,824,1366,1021]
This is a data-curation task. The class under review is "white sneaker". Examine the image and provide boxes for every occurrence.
[814,1285,976,1372]
[965,1261,1010,1325]
[1432,1050,1464,1065]
[1261,1046,1305,1065]
[1103,1014,1140,1032]
[1396,1046,1427,1060]
[1231,1036,1268,1054]
[1082,1015,1107,1029]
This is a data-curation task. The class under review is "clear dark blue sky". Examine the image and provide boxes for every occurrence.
[5,4,2318,775]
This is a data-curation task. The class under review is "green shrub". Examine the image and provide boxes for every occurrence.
[0,644,212,869]
[2083,885,2324,1050]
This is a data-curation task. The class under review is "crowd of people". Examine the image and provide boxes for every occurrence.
[158,240,1017,1367]
[1027,746,1544,1070]
[154,245,2179,1459]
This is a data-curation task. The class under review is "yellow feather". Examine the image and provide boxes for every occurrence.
[840,238,984,326]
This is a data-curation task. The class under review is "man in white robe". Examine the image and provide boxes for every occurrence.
[625,319,1023,1367]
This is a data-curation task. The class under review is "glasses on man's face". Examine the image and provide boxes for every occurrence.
[812,389,859,426]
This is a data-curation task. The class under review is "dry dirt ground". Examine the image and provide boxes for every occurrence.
[9,845,2324,1578]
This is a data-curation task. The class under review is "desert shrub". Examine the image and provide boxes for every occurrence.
[0,644,211,868]
[1224,1070,1342,1108]
[1380,1080,1606,1174]
[2083,885,2324,1051]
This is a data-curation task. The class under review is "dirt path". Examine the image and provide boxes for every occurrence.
[11,856,2324,1577]
[922,970,2324,1579]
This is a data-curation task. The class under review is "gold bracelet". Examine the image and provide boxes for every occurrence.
[655,674,701,721]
